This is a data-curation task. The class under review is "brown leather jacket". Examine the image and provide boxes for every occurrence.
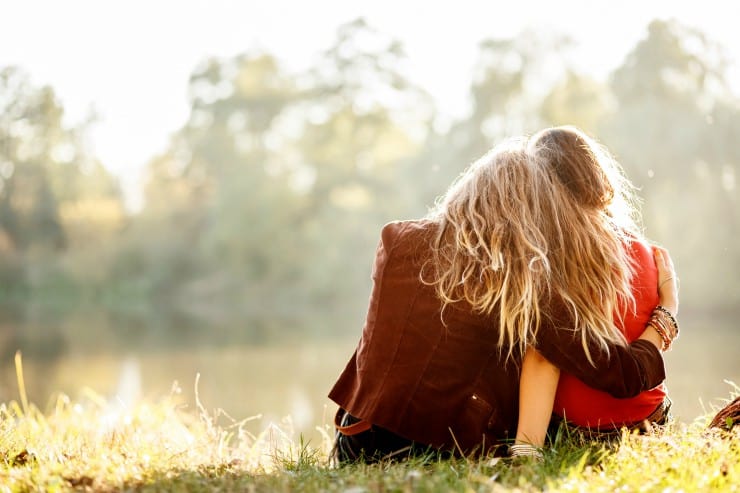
[329,220,665,454]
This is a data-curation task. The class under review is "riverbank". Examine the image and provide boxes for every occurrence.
[0,385,737,492]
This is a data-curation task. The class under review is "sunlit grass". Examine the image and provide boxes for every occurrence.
[0,380,337,491]
[0,354,737,491]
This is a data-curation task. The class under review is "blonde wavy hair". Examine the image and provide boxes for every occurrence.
[425,138,551,361]
[425,126,642,364]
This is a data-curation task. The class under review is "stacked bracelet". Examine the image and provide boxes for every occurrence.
[655,306,679,333]
[509,443,544,461]
[649,306,679,351]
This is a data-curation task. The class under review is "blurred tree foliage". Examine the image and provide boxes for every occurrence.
[604,20,740,307]
[121,19,434,333]
[0,67,124,299]
[1,18,738,342]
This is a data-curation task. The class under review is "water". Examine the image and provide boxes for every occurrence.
[0,307,737,438]
[0,304,356,441]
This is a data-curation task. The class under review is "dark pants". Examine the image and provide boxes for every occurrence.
[333,410,439,464]
[335,398,672,463]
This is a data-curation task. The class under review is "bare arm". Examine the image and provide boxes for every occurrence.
[514,248,678,451]
[534,247,680,398]
[515,347,560,447]
[638,246,679,349]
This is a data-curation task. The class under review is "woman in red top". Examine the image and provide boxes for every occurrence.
[513,126,679,455]
[554,238,666,428]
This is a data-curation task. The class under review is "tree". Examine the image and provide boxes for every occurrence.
[602,20,740,310]
[403,30,575,210]
[0,67,125,253]
[0,67,67,253]
[135,52,306,313]
[0,66,126,299]
[135,19,438,333]
[540,72,614,131]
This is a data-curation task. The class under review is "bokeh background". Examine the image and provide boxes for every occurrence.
[1,1,738,437]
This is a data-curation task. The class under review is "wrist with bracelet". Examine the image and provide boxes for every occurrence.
[649,305,679,351]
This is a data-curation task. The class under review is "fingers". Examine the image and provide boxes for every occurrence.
[653,246,675,277]
[653,245,679,315]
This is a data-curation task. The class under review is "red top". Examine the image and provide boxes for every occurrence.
[553,239,666,428]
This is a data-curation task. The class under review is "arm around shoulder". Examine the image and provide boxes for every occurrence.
[534,305,666,399]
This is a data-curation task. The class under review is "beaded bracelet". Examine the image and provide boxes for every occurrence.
[649,318,673,351]
[649,307,679,351]
[650,313,670,336]
[652,309,679,339]
[655,305,679,334]
[651,316,673,350]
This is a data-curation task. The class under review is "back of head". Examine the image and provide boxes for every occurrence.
[528,125,642,362]
[426,138,552,360]
[528,126,614,209]
[528,125,637,230]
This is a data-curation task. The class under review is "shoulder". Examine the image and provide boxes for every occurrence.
[374,220,438,274]
[380,219,438,248]
[624,236,657,272]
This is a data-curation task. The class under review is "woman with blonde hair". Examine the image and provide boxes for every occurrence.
[512,126,678,457]
[329,132,677,462]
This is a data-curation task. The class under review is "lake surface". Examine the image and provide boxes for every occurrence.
[0,307,737,440]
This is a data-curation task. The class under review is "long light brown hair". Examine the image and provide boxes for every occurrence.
[527,125,641,363]
[425,127,642,363]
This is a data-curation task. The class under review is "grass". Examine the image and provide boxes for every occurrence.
[0,355,738,492]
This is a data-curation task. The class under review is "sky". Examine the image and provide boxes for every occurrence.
[2,0,738,208]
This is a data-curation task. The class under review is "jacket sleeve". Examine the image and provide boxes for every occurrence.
[533,300,665,398]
